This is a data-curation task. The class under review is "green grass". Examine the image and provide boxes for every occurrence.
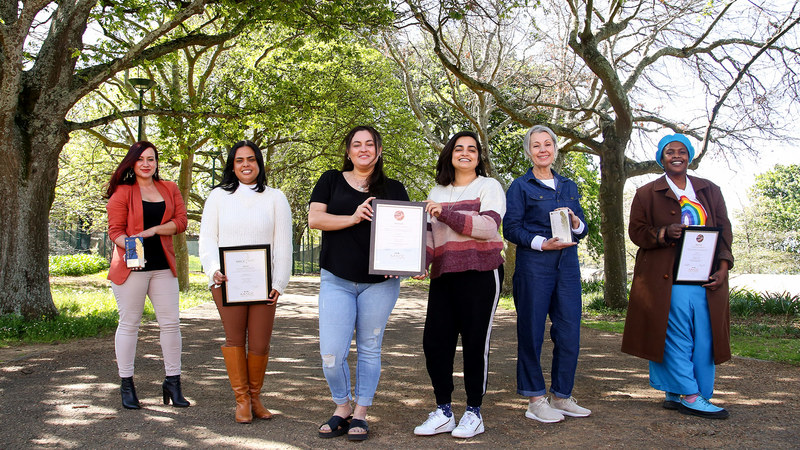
[401,278,430,289]
[730,336,800,365]
[189,255,202,273]
[582,319,625,334]
[0,272,211,346]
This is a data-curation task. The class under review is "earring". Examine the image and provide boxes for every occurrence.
[347,155,351,160]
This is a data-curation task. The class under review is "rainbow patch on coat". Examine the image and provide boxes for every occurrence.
[679,196,707,226]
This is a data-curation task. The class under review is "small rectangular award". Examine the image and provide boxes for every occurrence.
[673,226,722,284]
[125,237,145,268]
[369,200,427,276]
[219,245,272,306]
[549,209,573,243]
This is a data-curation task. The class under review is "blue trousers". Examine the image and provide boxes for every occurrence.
[513,250,582,398]
[649,284,716,398]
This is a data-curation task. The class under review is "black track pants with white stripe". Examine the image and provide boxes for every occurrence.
[423,265,503,407]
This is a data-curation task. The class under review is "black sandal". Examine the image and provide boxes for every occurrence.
[318,415,351,438]
[347,418,369,441]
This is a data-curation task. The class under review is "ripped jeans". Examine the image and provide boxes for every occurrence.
[318,269,400,407]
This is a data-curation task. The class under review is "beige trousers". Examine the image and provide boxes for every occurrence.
[111,269,181,377]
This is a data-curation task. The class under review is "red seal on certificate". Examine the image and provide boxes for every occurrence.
[394,210,405,221]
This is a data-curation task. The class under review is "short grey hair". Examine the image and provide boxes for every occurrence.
[523,125,559,160]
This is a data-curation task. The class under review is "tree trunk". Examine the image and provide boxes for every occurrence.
[502,242,515,297]
[174,152,194,291]
[598,146,628,309]
[0,118,68,318]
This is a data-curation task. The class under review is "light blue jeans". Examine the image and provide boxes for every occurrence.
[318,269,400,407]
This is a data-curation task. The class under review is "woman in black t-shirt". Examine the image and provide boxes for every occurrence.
[309,126,409,441]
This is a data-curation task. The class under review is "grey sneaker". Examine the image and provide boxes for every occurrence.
[451,410,484,438]
[414,408,456,436]
[525,397,565,423]
[550,396,591,417]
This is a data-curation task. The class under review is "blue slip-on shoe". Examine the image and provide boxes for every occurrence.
[678,395,729,419]
[662,392,681,410]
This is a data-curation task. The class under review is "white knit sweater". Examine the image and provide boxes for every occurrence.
[199,184,293,293]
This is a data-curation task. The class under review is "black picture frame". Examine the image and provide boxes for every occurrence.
[219,244,272,305]
[673,226,722,285]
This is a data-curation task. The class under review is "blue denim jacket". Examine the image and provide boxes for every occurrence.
[503,168,588,251]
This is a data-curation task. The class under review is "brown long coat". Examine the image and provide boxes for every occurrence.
[621,175,734,364]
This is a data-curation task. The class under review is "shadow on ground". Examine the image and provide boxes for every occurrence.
[1,277,798,448]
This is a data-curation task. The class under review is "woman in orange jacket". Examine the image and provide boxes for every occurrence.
[106,141,189,410]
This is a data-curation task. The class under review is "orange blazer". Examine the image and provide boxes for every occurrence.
[106,180,188,285]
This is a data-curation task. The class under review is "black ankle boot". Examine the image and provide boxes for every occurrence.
[120,376,140,409]
[162,375,190,407]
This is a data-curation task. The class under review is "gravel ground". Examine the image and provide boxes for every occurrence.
[1,277,798,448]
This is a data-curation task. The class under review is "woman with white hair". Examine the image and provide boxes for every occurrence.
[503,125,591,423]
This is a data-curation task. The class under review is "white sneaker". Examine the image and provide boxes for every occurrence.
[414,409,456,436]
[525,397,565,423]
[550,396,591,417]
[451,410,484,438]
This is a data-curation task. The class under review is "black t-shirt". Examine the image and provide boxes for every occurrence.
[309,170,409,283]
[141,200,169,271]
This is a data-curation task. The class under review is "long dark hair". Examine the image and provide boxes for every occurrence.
[105,141,160,198]
[213,140,267,193]
[341,125,387,196]
[435,131,487,186]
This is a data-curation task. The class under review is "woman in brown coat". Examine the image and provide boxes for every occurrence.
[621,133,733,419]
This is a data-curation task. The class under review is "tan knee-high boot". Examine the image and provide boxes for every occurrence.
[221,346,252,424]
[247,352,272,419]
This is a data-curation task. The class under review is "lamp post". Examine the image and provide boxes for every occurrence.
[128,77,156,142]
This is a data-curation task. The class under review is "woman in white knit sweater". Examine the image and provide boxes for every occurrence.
[199,140,292,423]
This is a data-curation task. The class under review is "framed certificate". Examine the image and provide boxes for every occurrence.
[369,200,427,276]
[673,226,722,285]
[219,245,272,305]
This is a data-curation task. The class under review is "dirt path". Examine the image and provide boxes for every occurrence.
[1,278,798,448]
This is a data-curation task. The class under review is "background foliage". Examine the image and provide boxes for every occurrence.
[48,255,110,277]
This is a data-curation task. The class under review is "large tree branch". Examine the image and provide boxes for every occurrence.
[80,129,130,150]
[406,3,602,149]
[254,32,304,68]
[66,108,239,131]
[623,1,760,94]
[382,34,444,149]
[68,1,254,104]
[697,13,800,163]
[0,0,51,114]
[567,2,632,136]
